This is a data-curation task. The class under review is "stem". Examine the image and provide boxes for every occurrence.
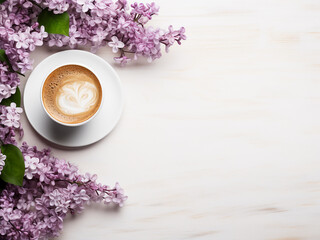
[15,71,25,77]
[29,0,43,10]
[8,220,24,236]
[137,22,144,28]
[52,179,116,196]
[133,14,144,29]
[122,50,135,54]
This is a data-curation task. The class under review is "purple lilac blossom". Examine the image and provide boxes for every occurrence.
[0,82,127,240]
[0,104,23,144]
[0,118,127,240]
[0,141,128,239]
[0,0,185,81]
[45,0,70,14]
[108,36,125,53]
[0,153,6,174]
[0,103,23,129]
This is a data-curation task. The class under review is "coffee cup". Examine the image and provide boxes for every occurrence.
[41,64,103,127]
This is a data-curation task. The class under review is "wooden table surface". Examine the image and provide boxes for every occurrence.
[19,0,320,239]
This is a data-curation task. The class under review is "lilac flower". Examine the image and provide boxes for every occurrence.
[29,26,48,50]
[117,16,130,33]
[1,0,185,71]
[91,27,108,44]
[0,64,9,83]
[6,102,23,115]
[0,127,13,145]
[15,50,34,73]
[37,162,51,183]
[17,198,30,211]
[103,182,128,207]
[0,84,16,102]
[95,0,110,10]
[0,102,22,129]
[0,103,23,145]
[46,0,70,14]
[1,112,20,128]
[67,25,81,48]
[161,26,186,52]
[77,0,95,12]
[0,142,127,239]
[55,199,71,213]
[116,0,128,10]
[114,55,131,66]
[147,2,160,16]
[131,2,159,23]
[48,34,66,47]
[11,31,29,49]
[24,155,39,179]
[0,25,14,38]
[81,172,98,183]
[108,36,125,53]
[49,189,63,206]
[74,189,90,204]
[0,153,6,174]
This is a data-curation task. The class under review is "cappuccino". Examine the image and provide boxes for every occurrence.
[42,65,102,125]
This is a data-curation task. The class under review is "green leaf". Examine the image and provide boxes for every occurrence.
[1,87,21,107]
[0,144,25,187]
[0,0,6,4]
[0,49,11,66]
[38,8,69,36]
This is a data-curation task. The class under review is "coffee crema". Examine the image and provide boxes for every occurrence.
[42,65,102,124]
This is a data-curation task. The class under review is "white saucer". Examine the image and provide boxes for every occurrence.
[24,50,124,147]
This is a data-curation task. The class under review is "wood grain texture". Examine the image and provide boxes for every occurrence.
[18,0,320,239]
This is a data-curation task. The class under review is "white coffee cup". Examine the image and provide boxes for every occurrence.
[40,64,104,127]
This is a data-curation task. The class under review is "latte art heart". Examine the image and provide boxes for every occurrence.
[56,81,99,115]
[42,65,102,124]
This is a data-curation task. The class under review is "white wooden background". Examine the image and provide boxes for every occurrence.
[19,0,320,239]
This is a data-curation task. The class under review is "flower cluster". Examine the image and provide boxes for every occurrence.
[0,140,127,239]
[0,102,127,240]
[0,64,20,103]
[0,0,185,100]
[0,103,23,145]
[0,0,185,72]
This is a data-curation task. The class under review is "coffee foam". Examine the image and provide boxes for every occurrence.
[57,81,99,115]
[42,65,102,124]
